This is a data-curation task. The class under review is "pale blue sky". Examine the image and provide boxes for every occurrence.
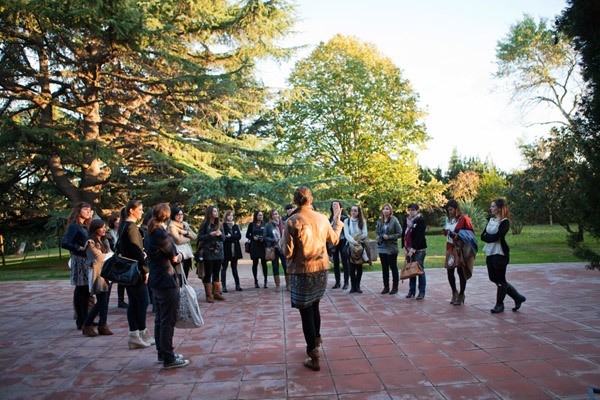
[257,0,569,172]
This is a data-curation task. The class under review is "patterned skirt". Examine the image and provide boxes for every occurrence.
[290,270,328,309]
[70,254,89,287]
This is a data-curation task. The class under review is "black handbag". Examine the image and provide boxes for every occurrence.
[101,254,141,285]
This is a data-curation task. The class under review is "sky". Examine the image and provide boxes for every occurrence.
[256,0,570,172]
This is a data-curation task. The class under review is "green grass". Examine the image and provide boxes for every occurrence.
[1,225,598,281]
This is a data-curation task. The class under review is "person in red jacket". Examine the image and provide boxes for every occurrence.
[442,200,474,306]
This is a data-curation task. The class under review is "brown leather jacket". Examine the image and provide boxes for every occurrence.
[284,205,343,274]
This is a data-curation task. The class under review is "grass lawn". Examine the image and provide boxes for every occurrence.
[1,225,597,281]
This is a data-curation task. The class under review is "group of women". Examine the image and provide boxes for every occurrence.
[62,192,526,373]
[325,198,526,315]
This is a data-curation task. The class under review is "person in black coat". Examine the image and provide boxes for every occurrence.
[221,210,243,292]
[246,210,268,288]
[145,203,189,369]
[481,198,526,313]
[61,202,93,330]
[401,203,427,300]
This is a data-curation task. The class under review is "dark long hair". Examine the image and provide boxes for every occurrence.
[444,199,463,217]
[65,202,92,231]
[88,219,109,253]
[120,200,143,222]
[202,206,222,231]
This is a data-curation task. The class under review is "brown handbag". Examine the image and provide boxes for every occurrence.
[265,247,276,262]
[400,257,423,281]
[445,243,465,269]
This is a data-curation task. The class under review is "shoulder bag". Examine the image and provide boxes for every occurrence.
[445,243,465,269]
[265,247,276,261]
[101,254,141,285]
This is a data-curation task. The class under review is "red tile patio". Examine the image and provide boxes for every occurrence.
[1,261,599,399]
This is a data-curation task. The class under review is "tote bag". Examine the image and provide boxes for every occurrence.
[265,247,276,262]
[175,273,204,329]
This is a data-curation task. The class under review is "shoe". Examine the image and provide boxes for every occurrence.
[342,282,349,290]
[381,286,389,294]
[450,291,458,304]
[222,286,228,293]
[140,328,155,345]
[118,300,128,309]
[303,347,320,371]
[235,285,243,291]
[349,285,357,293]
[356,286,363,293]
[389,282,398,295]
[416,293,425,300]
[513,296,526,311]
[332,283,341,289]
[405,292,415,298]
[213,282,225,301]
[453,293,465,306]
[128,330,151,349]
[158,353,183,363]
[490,304,505,314]
[82,325,98,337]
[163,358,190,370]
[315,337,322,348]
[254,281,260,289]
[98,324,113,335]
[203,283,215,303]
[263,280,268,289]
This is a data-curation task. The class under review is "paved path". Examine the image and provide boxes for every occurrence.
[1,262,599,399]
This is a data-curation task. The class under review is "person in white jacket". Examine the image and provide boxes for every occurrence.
[343,205,368,293]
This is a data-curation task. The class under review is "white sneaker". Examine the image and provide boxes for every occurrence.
[128,330,151,349]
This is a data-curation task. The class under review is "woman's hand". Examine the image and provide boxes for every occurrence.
[332,201,341,220]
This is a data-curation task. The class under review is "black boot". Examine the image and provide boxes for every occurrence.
[506,283,526,311]
[490,284,507,314]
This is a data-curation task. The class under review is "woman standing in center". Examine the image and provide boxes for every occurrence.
[145,203,189,369]
[442,199,475,305]
[198,206,225,303]
[375,203,402,295]
[221,210,243,292]
[402,203,427,300]
[265,209,286,291]
[61,202,93,330]
[344,205,368,294]
[246,210,268,288]
[283,186,343,371]
[168,207,197,283]
[81,219,113,337]
[119,200,153,349]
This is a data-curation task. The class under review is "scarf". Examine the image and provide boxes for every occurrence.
[404,213,420,249]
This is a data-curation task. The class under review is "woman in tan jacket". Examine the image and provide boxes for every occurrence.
[168,207,197,282]
[283,186,343,371]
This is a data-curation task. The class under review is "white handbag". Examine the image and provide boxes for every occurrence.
[175,273,204,329]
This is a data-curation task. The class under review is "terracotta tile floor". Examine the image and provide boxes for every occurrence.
[1,261,599,399]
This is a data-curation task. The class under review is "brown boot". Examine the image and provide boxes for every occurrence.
[274,275,281,292]
[82,325,98,337]
[203,283,215,303]
[303,347,320,371]
[213,282,225,301]
[285,274,291,291]
[98,324,113,335]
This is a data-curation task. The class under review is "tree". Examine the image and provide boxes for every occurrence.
[557,0,600,269]
[271,34,438,217]
[0,0,296,228]
[495,14,583,126]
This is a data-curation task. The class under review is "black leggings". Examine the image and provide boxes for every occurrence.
[202,259,222,284]
[252,257,268,282]
[299,301,321,353]
[447,266,467,294]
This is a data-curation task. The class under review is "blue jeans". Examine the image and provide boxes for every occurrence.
[272,248,287,276]
[125,282,150,331]
[153,287,180,364]
[83,289,110,326]
[408,250,426,295]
